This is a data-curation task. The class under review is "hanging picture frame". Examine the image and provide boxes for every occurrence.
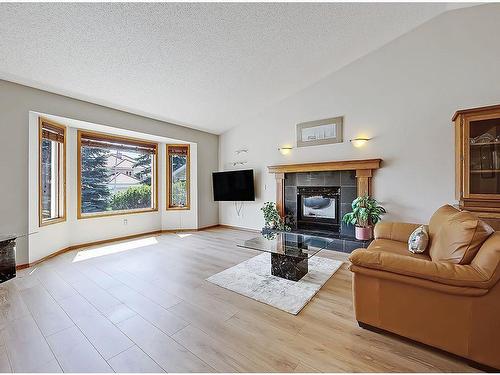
[296,116,343,147]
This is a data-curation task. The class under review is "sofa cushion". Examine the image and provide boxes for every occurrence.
[368,239,431,261]
[428,205,493,264]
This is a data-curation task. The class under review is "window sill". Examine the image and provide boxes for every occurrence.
[78,207,158,220]
[167,206,191,211]
[39,217,66,227]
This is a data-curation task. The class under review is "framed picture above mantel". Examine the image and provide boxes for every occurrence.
[296,116,343,147]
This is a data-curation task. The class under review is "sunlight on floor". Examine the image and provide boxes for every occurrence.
[72,236,158,262]
[176,233,192,238]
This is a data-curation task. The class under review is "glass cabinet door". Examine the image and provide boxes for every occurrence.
[468,117,500,195]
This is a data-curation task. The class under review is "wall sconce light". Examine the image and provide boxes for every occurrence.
[278,146,293,155]
[350,137,370,148]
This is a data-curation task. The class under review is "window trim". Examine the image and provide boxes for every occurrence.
[166,144,190,210]
[38,117,67,227]
[77,130,159,219]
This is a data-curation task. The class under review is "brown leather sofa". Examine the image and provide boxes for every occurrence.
[349,205,500,370]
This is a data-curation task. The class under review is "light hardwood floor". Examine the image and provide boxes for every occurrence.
[0,227,476,373]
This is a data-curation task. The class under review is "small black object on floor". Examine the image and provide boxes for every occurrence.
[0,235,17,283]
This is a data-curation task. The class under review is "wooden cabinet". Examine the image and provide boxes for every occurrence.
[454,104,500,229]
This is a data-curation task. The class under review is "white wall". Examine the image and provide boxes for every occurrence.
[28,112,199,263]
[219,4,500,230]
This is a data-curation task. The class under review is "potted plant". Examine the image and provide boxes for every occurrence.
[342,195,386,240]
[261,202,291,232]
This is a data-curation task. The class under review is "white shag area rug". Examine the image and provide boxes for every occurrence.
[206,253,343,315]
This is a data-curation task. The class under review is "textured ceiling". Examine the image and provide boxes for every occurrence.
[1,3,458,134]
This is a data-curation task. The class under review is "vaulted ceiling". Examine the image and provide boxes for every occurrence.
[0,3,465,134]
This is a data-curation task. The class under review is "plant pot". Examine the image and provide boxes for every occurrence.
[261,227,274,236]
[355,226,373,240]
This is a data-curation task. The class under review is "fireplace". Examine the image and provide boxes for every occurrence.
[283,171,357,237]
[296,186,340,232]
[269,159,381,244]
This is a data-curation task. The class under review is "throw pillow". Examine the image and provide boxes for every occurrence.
[408,225,429,254]
[428,204,494,264]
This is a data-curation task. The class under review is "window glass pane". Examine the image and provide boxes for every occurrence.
[41,139,59,220]
[170,153,188,207]
[39,119,65,225]
[81,141,155,214]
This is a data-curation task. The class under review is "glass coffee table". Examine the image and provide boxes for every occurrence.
[237,231,333,281]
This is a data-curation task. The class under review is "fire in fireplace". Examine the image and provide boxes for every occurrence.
[296,186,341,232]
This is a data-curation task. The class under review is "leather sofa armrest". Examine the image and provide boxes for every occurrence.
[373,222,422,243]
[349,249,493,289]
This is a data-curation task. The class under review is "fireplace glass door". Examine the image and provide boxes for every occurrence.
[302,195,336,220]
[296,186,340,232]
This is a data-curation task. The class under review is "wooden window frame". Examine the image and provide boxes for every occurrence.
[166,144,190,210]
[77,130,159,219]
[38,117,67,227]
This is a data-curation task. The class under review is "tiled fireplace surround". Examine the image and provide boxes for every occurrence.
[284,170,357,237]
[268,159,382,253]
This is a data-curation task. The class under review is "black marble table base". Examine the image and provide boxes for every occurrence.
[271,253,308,281]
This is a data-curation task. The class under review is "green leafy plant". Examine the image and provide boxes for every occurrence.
[342,195,386,228]
[110,185,152,211]
[171,180,187,206]
[261,202,290,231]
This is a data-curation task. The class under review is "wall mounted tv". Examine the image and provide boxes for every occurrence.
[213,169,255,201]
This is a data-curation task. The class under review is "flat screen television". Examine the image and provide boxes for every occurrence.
[213,169,255,201]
